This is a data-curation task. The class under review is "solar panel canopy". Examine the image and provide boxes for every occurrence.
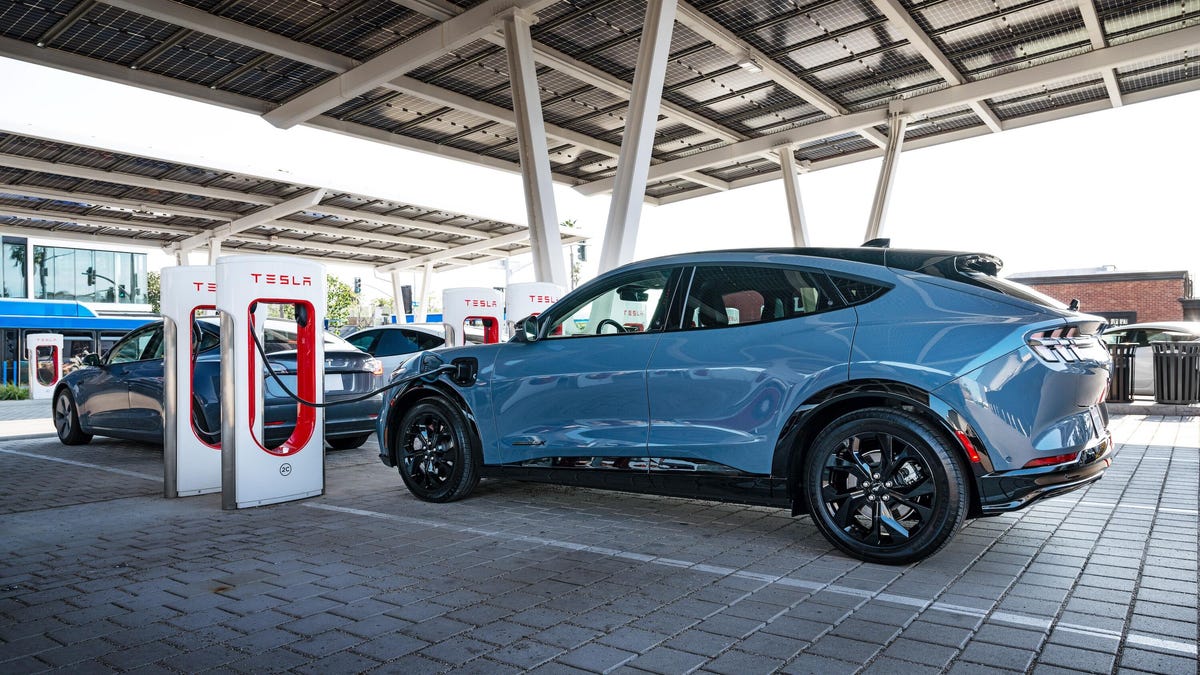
[0,131,582,271]
[0,0,1196,205]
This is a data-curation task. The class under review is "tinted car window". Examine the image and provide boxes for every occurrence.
[345,331,379,354]
[107,325,157,364]
[683,266,833,329]
[546,269,675,338]
[829,274,889,306]
[405,330,444,350]
[375,330,422,357]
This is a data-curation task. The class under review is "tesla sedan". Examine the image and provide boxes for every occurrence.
[53,318,383,450]
[375,247,1113,564]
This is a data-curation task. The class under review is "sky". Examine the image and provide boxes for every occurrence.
[1,55,1198,307]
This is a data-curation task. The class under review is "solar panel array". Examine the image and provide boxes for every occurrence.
[0,131,535,269]
[0,0,1195,204]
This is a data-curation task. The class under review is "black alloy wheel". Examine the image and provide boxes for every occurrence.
[395,398,479,502]
[54,389,92,446]
[803,407,967,564]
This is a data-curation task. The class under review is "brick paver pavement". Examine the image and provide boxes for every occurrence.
[1,415,1196,674]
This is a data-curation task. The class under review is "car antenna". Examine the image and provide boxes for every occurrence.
[862,238,890,248]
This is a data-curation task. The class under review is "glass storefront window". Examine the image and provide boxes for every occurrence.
[32,245,147,304]
[1,239,26,298]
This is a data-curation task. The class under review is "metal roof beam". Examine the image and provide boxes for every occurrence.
[0,223,172,250]
[174,188,327,250]
[377,230,532,272]
[0,152,279,205]
[0,205,201,237]
[1079,0,1123,107]
[100,0,356,72]
[866,0,1002,132]
[391,0,461,22]
[263,0,556,128]
[675,1,889,149]
[0,184,233,222]
[575,23,1200,193]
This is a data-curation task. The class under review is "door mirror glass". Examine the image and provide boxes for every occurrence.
[513,315,539,343]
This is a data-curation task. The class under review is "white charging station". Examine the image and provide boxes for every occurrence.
[216,255,326,509]
[505,282,563,334]
[442,287,504,346]
[26,333,63,400]
[162,265,220,498]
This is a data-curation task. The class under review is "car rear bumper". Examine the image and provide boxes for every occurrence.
[977,431,1112,514]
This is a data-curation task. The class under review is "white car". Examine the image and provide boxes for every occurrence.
[344,324,446,377]
[1102,321,1200,396]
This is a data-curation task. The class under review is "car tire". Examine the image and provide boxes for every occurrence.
[802,407,968,565]
[328,434,370,451]
[54,389,92,446]
[395,398,480,503]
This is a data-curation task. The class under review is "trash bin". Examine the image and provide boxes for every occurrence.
[1106,343,1136,403]
[1151,342,1200,404]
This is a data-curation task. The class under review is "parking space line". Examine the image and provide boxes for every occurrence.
[1078,499,1199,515]
[306,502,1197,657]
[0,447,160,482]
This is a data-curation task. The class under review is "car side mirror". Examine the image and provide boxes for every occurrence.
[512,315,540,343]
[82,353,102,367]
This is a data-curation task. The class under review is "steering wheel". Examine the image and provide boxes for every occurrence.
[595,319,626,334]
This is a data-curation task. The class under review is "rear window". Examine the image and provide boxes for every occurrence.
[962,273,1068,310]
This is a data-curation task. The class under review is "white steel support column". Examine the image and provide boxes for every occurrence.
[598,0,679,273]
[208,239,222,264]
[864,103,908,243]
[776,146,811,247]
[417,262,434,322]
[390,270,405,320]
[502,9,567,288]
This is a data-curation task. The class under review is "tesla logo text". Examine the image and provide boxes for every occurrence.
[463,299,498,308]
[192,282,217,292]
[527,295,558,304]
[623,310,642,317]
[249,274,313,286]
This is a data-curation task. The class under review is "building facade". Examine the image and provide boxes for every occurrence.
[1010,269,1193,325]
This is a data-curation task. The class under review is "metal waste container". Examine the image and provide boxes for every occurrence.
[1106,343,1136,403]
[1151,342,1200,404]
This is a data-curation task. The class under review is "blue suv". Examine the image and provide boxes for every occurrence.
[377,248,1113,563]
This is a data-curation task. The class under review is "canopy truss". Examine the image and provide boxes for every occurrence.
[0,131,583,271]
[0,0,1195,207]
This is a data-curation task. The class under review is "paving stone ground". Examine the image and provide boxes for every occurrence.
[0,414,1196,674]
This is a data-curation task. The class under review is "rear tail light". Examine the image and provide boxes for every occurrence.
[365,358,383,376]
[1023,452,1078,468]
[1027,325,1104,362]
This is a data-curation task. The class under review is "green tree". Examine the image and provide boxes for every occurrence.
[325,275,357,328]
[147,270,161,313]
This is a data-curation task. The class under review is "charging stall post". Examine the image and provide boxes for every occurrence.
[26,333,63,400]
[442,287,504,346]
[162,265,220,498]
[505,282,562,334]
[216,256,326,509]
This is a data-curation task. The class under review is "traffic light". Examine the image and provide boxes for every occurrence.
[85,267,96,285]
[576,244,587,262]
[353,277,361,294]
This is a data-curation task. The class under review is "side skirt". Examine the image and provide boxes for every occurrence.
[479,464,792,510]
